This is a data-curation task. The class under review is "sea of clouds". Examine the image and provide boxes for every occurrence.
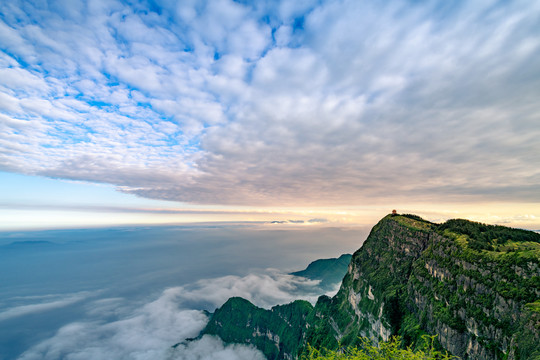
[16,270,337,360]
[0,225,360,360]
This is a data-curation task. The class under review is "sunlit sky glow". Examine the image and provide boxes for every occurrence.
[1,0,539,230]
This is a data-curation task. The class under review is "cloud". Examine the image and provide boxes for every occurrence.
[175,270,336,310]
[487,214,538,225]
[17,268,329,360]
[0,202,269,215]
[268,218,329,225]
[18,288,211,360]
[308,218,328,223]
[0,291,93,322]
[1,0,539,206]
[170,335,265,360]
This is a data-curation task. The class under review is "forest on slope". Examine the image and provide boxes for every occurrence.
[202,214,540,360]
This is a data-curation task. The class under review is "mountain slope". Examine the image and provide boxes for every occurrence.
[290,254,352,290]
[202,214,540,360]
[204,297,312,359]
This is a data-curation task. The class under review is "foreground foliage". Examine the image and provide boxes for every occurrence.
[303,336,458,360]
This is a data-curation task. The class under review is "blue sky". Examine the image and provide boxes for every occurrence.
[1,0,539,229]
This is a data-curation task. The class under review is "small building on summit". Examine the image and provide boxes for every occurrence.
[392,209,397,215]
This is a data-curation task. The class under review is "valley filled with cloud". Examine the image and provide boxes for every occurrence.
[0,225,358,359]
[16,268,336,360]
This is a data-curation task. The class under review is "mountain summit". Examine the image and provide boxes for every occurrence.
[202,214,540,359]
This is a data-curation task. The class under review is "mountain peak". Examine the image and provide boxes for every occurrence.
[202,214,540,359]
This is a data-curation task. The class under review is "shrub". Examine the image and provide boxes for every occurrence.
[303,336,459,360]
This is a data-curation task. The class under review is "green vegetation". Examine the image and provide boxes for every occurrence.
[303,336,458,360]
[203,214,540,360]
[291,254,352,290]
[204,297,314,359]
[525,299,540,314]
[392,214,434,232]
[438,218,540,251]
[407,217,540,358]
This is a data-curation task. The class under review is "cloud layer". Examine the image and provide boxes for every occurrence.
[17,269,334,360]
[0,291,92,322]
[18,288,214,360]
[1,0,539,206]
[175,270,337,311]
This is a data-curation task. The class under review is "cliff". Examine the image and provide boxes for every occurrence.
[204,297,312,360]
[202,214,540,359]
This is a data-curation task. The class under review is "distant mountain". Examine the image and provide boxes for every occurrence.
[202,214,540,360]
[2,240,56,249]
[290,254,351,290]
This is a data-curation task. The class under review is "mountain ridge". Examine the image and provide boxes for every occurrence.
[290,254,352,291]
[202,214,540,359]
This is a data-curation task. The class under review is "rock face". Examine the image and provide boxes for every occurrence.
[202,215,540,359]
[203,297,313,360]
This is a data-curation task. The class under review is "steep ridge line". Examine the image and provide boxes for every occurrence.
[201,214,540,360]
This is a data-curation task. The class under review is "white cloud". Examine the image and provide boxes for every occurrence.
[0,19,35,59]
[175,270,335,310]
[0,291,93,322]
[0,91,21,112]
[0,67,48,93]
[18,289,209,360]
[17,268,329,360]
[0,0,539,206]
[170,335,265,360]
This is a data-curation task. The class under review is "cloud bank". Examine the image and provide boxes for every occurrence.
[18,288,213,360]
[18,269,333,360]
[170,335,266,360]
[1,0,539,206]
[0,291,93,322]
[176,270,336,311]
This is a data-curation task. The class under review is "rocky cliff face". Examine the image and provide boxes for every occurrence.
[202,215,540,359]
[203,297,313,360]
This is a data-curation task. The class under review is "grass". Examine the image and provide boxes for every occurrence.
[525,300,540,314]
[483,240,540,260]
[303,336,459,360]
[392,215,433,232]
[443,228,540,259]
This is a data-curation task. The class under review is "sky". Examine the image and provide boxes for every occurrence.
[1,0,540,230]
